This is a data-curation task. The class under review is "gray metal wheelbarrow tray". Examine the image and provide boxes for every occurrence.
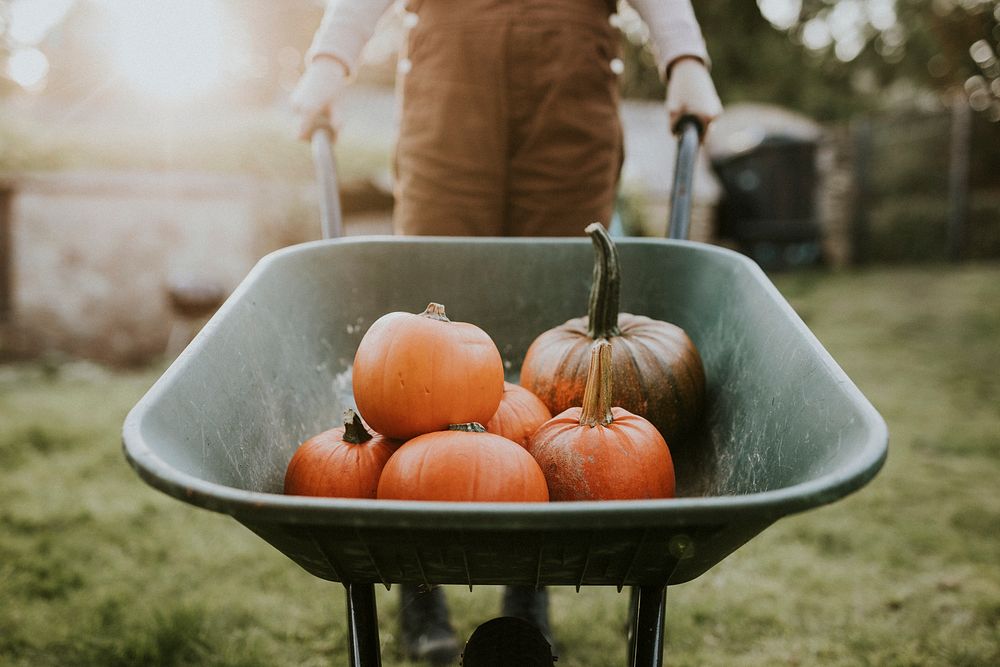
[123,236,887,591]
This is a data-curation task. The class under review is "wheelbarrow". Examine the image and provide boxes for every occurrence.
[122,119,887,666]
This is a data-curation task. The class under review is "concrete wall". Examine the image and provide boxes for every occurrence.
[1,171,314,364]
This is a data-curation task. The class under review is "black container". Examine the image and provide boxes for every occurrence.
[712,135,821,268]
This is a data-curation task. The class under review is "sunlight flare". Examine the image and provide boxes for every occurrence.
[96,0,238,101]
[7,47,50,89]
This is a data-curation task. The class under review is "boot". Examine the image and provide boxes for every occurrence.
[500,586,554,651]
[399,584,459,664]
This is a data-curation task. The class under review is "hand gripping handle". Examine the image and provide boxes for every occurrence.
[667,115,704,241]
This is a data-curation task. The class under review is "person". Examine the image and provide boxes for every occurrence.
[292,0,721,661]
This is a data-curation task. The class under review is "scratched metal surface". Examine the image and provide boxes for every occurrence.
[123,237,886,585]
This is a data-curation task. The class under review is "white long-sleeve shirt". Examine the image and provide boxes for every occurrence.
[306,0,710,79]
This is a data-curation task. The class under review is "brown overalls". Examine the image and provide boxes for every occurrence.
[393,0,624,237]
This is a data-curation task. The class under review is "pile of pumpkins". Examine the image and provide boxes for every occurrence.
[284,224,706,503]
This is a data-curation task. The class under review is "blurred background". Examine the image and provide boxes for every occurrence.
[1,2,998,666]
[0,0,998,364]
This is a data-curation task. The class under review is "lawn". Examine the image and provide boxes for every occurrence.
[1,263,998,666]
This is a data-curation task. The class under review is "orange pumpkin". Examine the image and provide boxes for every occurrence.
[520,223,705,446]
[377,423,549,502]
[528,341,675,501]
[485,382,552,449]
[284,409,400,498]
[352,303,505,440]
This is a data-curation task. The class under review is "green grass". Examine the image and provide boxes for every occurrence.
[1,264,999,666]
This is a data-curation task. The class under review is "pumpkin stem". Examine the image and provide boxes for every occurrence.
[448,423,487,433]
[579,341,615,427]
[585,223,621,340]
[420,303,451,322]
[342,409,374,444]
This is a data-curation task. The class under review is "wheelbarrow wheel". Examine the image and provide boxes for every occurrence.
[461,617,556,667]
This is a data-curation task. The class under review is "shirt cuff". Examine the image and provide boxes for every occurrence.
[305,0,395,76]
[626,0,711,81]
[653,22,711,81]
[306,26,368,76]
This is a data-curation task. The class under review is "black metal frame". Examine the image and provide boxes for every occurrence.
[345,583,381,667]
[342,581,669,667]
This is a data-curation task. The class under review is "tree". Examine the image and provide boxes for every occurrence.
[620,0,1000,123]
[619,0,872,119]
[788,0,1000,119]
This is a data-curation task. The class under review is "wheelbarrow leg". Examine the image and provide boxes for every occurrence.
[627,585,666,667]
[345,582,381,667]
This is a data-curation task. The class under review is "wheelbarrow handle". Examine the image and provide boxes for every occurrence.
[666,115,704,241]
[311,124,344,240]
[312,114,702,241]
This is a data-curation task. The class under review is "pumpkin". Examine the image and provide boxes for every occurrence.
[520,223,705,445]
[377,423,549,502]
[485,382,553,449]
[284,409,400,498]
[352,302,505,440]
[528,341,675,501]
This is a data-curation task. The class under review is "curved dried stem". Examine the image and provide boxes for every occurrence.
[585,223,622,340]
